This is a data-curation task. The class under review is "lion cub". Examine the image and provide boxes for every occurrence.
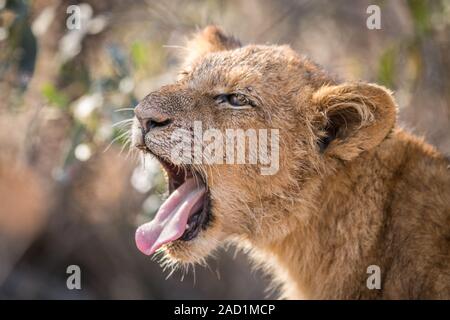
[132,26,450,299]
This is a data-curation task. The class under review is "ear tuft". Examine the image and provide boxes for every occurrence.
[313,83,397,161]
[183,25,241,68]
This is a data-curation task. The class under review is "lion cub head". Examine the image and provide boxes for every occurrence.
[131,26,397,264]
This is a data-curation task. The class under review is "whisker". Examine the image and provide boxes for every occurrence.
[114,108,135,112]
[112,118,134,128]
[163,45,189,51]
[119,139,132,156]
[104,130,130,153]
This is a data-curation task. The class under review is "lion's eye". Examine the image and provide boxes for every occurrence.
[215,93,251,108]
[228,94,248,106]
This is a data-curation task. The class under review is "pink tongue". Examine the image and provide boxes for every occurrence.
[135,178,206,255]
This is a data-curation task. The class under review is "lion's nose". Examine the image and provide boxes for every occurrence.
[134,104,172,135]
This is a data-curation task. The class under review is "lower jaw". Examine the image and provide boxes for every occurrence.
[164,236,207,262]
[163,222,228,264]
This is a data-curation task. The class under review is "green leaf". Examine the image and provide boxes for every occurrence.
[41,83,69,109]
[131,41,149,69]
[378,47,396,88]
[407,0,431,36]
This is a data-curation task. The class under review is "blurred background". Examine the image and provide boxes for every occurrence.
[0,0,449,299]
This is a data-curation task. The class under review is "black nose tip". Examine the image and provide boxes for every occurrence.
[140,118,172,135]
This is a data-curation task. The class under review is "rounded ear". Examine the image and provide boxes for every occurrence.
[182,25,241,68]
[312,83,397,161]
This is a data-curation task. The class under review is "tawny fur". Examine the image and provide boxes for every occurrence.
[132,26,450,299]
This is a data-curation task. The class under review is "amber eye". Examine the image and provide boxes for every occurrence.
[215,93,252,108]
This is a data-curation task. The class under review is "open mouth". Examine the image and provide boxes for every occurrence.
[135,152,211,256]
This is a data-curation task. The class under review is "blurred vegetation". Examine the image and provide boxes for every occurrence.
[0,0,449,299]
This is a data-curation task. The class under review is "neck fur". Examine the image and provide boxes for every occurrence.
[240,129,440,299]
